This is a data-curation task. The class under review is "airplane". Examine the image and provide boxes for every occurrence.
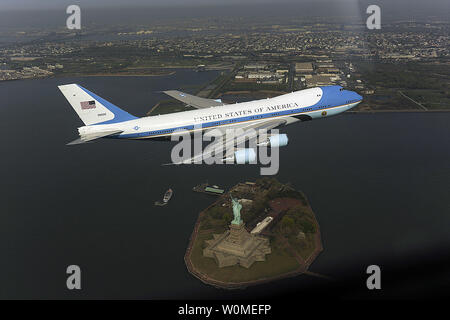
[58,84,362,164]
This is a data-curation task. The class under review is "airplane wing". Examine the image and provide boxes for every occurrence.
[173,118,287,164]
[163,90,225,109]
[67,129,123,145]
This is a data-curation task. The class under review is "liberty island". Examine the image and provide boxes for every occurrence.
[184,178,323,289]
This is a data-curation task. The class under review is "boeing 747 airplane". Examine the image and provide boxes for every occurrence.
[58,84,362,163]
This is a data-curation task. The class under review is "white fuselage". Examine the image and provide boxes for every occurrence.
[83,86,362,140]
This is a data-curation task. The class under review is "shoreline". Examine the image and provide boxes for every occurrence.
[55,71,177,77]
[1,75,448,114]
[0,71,177,83]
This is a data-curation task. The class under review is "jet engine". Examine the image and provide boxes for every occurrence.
[258,134,289,148]
[269,134,289,147]
[234,148,257,164]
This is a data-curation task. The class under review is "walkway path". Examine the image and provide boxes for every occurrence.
[398,90,428,111]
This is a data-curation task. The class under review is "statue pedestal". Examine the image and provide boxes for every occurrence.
[227,221,249,244]
[203,222,271,268]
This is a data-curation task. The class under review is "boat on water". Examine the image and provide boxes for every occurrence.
[192,182,225,196]
[163,188,173,203]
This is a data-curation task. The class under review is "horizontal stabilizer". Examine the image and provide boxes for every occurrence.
[67,129,123,145]
[67,138,88,145]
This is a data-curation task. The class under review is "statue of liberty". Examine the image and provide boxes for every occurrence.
[230,195,242,225]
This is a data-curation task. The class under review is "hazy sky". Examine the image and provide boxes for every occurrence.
[0,0,447,30]
[0,0,448,11]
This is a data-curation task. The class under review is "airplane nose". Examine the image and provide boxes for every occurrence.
[354,92,363,101]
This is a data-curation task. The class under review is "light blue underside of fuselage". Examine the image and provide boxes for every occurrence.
[113,86,362,139]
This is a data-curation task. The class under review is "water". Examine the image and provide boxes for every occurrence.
[0,72,449,299]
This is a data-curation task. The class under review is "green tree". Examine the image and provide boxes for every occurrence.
[281,216,295,227]
[280,216,295,235]
[300,219,316,233]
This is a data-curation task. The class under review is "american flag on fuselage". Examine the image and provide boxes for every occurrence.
[80,100,96,110]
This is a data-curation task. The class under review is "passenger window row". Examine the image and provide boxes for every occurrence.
[150,105,329,136]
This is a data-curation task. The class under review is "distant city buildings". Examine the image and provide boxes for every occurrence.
[0,66,53,81]
[0,18,447,82]
[234,63,288,85]
[293,60,346,89]
[295,62,313,74]
[305,75,335,87]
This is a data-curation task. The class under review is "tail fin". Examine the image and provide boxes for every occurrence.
[58,84,138,126]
